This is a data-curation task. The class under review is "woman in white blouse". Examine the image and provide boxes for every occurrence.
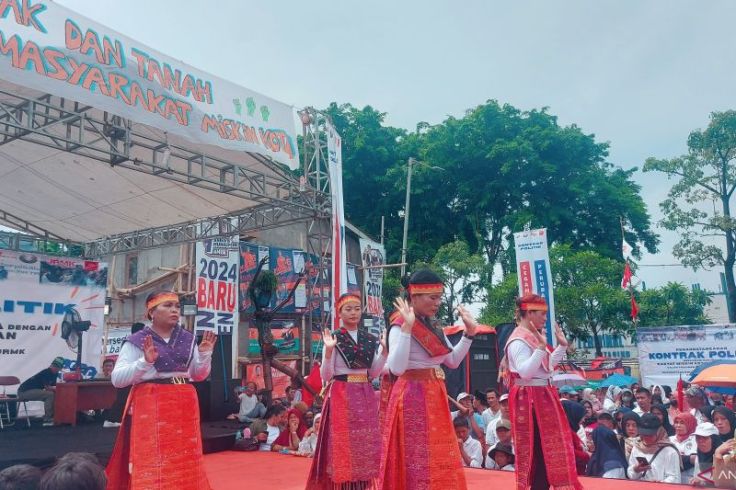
[378,269,478,490]
[669,411,697,483]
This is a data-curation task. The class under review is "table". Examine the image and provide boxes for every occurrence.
[53,381,117,426]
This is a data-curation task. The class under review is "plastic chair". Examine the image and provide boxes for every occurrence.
[0,376,31,428]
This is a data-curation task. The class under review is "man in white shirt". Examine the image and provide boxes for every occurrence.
[633,387,652,416]
[227,381,266,423]
[482,389,502,428]
[627,413,681,483]
[485,394,510,447]
[454,416,483,468]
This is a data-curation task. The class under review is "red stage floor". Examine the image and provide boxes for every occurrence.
[203,451,685,489]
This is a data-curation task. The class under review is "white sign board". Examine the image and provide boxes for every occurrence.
[514,228,556,345]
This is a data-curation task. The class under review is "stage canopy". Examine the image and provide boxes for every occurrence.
[0,1,313,254]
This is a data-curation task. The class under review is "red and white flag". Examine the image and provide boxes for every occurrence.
[621,262,633,289]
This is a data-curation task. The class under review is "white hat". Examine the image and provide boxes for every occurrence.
[499,393,509,402]
[456,392,472,402]
[693,422,719,437]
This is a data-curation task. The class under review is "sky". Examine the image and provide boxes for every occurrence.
[41,1,736,292]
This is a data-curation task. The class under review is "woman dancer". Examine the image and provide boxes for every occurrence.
[379,269,478,490]
[106,291,216,490]
[306,293,386,490]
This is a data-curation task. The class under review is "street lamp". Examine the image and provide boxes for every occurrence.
[400,157,444,277]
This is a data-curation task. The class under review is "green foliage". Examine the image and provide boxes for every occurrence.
[636,282,711,327]
[480,273,519,326]
[253,270,278,295]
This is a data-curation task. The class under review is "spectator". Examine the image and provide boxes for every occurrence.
[711,406,736,445]
[582,388,602,413]
[612,408,627,435]
[484,418,513,468]
[0,464,41,490]
[289,378,303,404]
[272,408,307,452]
[700,405,716,424]
[17,357,64,426]
[581,400,597,428]
[487,442,515,471]
[251,404,287,452]
[686,387,709,423]
[627,413,681,483]
[586,426,628,479]
[482,389,502,429]
[559,385,576,401]
[561,400,591,475]
[596,412,616,431]
[619,411,641,459]
[311,395,324,413]
[298,413,321,457]
[485,393,510,447]
[96,359,115,379]
[670,412,697,483]
[304,410,315,428]
[707,390,724,407]
[690,422,720,486]
[227,381,266,423]
[40,453,106,490]
[651,404,675,436]
[451,393,485,441]
[603,386,622,411]
[633,388,652,415]
[619,389,636,410]
[454,416,483,468]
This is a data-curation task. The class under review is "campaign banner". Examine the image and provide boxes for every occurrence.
[514,228,556,345]
[195,236,240,335]
[0,1,299,169]
[359,238,386,332]
[103,327,130,357]
[637,324,736,387]
[327,124,347,328]
[0,251,107,393]
[271,247,307,312]
[246,321,300,356]
[245,359,296,398]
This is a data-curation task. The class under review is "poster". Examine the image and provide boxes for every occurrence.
[0,1,299,169]
[246,321,300,355]
[271,247,306,312]
[637,324,736,387]
[0,251,107,392]
[103,327,130,358]
[245,359,296,398]
[238,242,260,313]
[513,228,556,345]
[195,236,240,335]
[327,123,347,328]
[359,238,386,333]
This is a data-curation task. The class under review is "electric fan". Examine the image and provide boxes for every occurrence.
[60,308,91,373]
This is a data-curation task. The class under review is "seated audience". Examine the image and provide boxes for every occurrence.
[17,357,64,426]
[586,425,628,479]
[0,464,41,490]
[669,411,697,483]
[227,382,267,423]
[487,442,515,471]
[95,359,115,379]
[627,413,680,483]
[40,453,106,490]
[298,413,321,457]
[250,405,287,452]
[484,419,513,469]
[484,393,510,447]
[454,416,482,468]
[482,389,502,429]
[272,408,307,452]
[304,410,315,428]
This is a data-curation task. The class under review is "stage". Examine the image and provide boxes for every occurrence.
[206,451,686,490]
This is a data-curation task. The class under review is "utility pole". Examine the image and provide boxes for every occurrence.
[400,157,415,278]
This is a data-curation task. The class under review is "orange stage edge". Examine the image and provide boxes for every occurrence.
[203,451,685,490]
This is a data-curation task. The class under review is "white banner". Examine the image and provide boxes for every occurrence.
[104,327,130,357]
[0,1,299,169]
[359,238,385,334]
[514,228,556,345]
[327,123,347,329]
[637,324,736,387]
[0,251,107,394]
[195,236,240,335]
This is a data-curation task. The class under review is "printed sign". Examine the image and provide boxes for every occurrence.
[195,236,240,335]
[0,1,299,169]
[514,228,556,345]
[359,238,385,333]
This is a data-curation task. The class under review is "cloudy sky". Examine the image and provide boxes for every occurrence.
[51,0,736,291]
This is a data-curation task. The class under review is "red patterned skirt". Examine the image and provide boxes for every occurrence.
[509,383,583,490]
[377,373,394,429]
[106,383,211,490]
[379,368,466,490]
[306,378,380,490]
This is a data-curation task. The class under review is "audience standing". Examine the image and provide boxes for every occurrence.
[586,425,628,479]
[626,413,681,483]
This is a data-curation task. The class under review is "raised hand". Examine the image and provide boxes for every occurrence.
[554,322,569,347]
[393,297,415,333]
[289,417,300,433]
[455,304,478,336]
[198,330,218,353]
[322,328,337,349]
[380,328,388,353]
[143,335,158,363]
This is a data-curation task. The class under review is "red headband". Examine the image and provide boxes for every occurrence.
[520,299,548,312]
[336,295,361,311]
[147,293,179,311]
[407,283,444,295]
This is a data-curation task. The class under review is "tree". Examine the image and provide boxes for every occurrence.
[636,282,711,327]
[430,240,486,325]
[644,111,736,322]
[480,273,519,326]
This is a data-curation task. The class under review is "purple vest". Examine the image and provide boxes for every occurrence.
[127,325,195,373]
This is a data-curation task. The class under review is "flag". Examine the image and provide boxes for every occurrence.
[630,294,639,320]
[676,376,685,413]
[301,362,323,407]
[621,262,632,289]
[622,239,634,261]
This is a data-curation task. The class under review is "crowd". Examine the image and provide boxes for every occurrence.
[0,452,107,490]
[229,375,736,487]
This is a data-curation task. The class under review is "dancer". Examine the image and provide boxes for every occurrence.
[306,293,386,490]
[106,291,216,490]
[503,293,582,490]
[379,269,478,490]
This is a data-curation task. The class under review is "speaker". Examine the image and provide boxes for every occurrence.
[195,334,241,421]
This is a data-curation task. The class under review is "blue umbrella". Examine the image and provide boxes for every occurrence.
[688,360,736,381]
[599,373,638,388]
